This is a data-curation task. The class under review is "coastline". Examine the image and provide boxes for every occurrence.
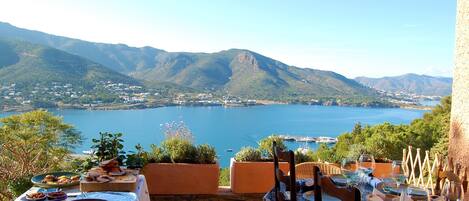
[1,101,433,113]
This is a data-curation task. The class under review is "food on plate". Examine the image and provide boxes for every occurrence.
[100,158,123,174]
[47,191,67,200]
[26,192,46,200]
[85,171,115,183]
[41,174,80,185]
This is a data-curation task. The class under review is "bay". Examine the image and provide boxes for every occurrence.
[0,105,426,167]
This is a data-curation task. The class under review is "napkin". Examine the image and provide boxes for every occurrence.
[363,175,382,188]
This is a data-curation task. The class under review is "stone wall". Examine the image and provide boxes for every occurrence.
[451,0,469,199]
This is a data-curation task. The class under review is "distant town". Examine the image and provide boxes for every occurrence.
[0,81,442,112]
[0,81,262,112]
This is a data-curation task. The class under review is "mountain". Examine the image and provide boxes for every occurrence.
[0,22,377,100]
[355,74,452,96]
[0,39,139,87]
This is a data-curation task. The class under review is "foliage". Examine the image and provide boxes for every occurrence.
[219,168,230,186]
[161,137,198,163]
[314,96,451,162]
[196,144,217,164]
[91,132,126,165]
[0,110,82,200]
[234,147,262,162]
[258,135,286,159]
[126,144,147,168]
[7,177,32,198]
[147,123,217,164]
[147,145,171,163]
[294,149,316,164]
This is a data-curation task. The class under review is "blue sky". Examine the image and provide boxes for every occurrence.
[0,0,457,78]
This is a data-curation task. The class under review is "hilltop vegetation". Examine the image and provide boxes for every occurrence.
[0,39,139,87]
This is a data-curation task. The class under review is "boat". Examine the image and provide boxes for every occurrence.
[226,149,233,152]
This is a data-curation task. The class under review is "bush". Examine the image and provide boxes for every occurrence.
[147,145,171,163]
[294,149,315,164]
[197,144,217,164]
[235,147,262,162]
[161,137,198,163]
[258,135,286,159]
[147,138,217,164]
[219,168,230,186]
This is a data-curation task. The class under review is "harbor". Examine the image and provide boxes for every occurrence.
[278,135,338,143]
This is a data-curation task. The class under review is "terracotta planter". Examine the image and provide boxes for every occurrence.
[230,158,290,194]
[143,163,219,195]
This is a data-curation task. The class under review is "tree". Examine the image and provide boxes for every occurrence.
[315,96,451,163]
[0,110,82,200]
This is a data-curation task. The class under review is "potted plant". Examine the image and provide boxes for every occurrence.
[142,121,219,195]
[230,135,290,194]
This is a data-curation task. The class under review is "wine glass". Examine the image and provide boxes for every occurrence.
[391,160,408,187]
[358,154,375,176]
[441,181,463,201]
[341,158,358,186]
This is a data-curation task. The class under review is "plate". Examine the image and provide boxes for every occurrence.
[378,183,428,197]
[31,172,81,188]
[330,174,347,186]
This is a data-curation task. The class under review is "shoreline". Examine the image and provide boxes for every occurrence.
[1,102,433,113]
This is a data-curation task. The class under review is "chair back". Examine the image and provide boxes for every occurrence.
[296,162,341,179]
[273,141,297,201]
[310,164,360,201]
[434,157,468,197]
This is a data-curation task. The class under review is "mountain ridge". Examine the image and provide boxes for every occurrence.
[0,21,378,101]
[355,73,452,96]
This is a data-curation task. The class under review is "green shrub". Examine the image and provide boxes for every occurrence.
[147,144,171,163]
[258,135,286,159]
[161,137,198,163]
[197,144,217,164]
[219,168,230,186]
[235,147,262,162]
[7,177,32,198]
[294,149,315,164]
[148,138,217,164]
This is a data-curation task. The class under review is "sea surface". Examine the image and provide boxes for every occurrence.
[0,105,427,167]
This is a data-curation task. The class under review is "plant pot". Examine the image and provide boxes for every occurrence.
[143,163,220,195]
[230,158,290,194]
[351,162,393,179]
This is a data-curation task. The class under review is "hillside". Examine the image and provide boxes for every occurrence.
[355,74,452,96]
[0,21,378,100]
[0,39,140,87]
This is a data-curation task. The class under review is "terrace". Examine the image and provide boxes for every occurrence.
[2,2,469,201]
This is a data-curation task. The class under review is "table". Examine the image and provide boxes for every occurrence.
[15,175,150,201]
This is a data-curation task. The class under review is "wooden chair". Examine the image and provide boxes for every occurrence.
[313,165,361,201]
[273,141,297,201]
[434,157,468,197]
[295,162,341,180]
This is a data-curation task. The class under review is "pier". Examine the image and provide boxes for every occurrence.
[278,135,338,143]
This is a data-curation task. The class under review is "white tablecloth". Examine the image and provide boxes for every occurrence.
[15,175,150,201]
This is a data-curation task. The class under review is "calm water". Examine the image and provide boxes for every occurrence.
[0,105,426,167]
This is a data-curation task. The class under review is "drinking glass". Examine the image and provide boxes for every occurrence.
[358,154,375,176]
[441,181,462,201]
[392,160,408,187]
[341,158,358,186]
